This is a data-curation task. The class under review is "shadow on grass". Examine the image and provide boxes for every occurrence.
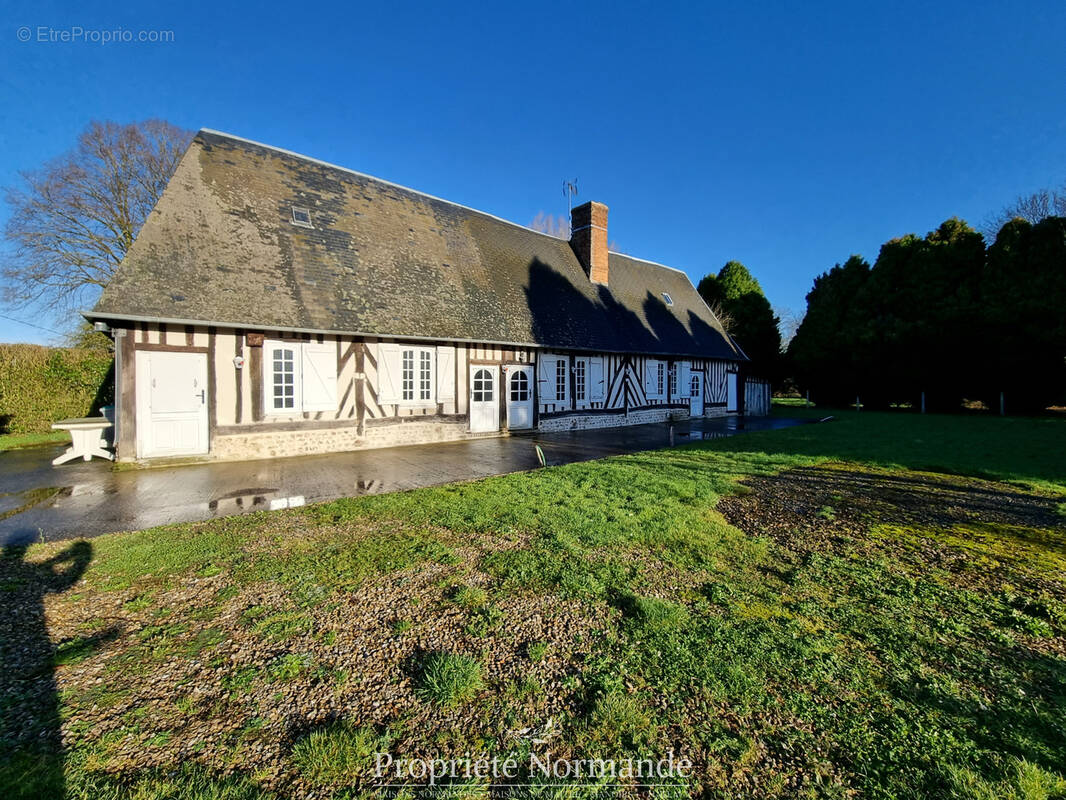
[0,540,91,798]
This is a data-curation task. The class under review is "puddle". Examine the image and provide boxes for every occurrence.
[0,487,64,522]
[208,488,278,514]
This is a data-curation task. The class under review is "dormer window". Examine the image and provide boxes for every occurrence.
[661,292,674,306]
[291,206,313,228]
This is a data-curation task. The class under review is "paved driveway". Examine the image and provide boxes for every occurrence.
[0,415,807,545]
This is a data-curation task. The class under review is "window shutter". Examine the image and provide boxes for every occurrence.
[679,361,690,397]
[537,356,555,402]
[589,357,605,401]
[436,346,455,401]
[644,360,656,398]
[301,343,337,412]
[377,344,401,404]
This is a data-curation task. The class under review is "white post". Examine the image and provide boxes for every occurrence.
[805,390,810,408]
[856,396,861,412]
[921,391,925,414]
[1000,391,1005,417]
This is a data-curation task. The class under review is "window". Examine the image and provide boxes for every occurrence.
[419,351,432,401]
[402,350,415,401]
[656,362,665,397]
[555,359,567,401]
[380,345,436,405]
[510,370,529,401]
[472,368,493,402]
[661,292,674,306]
[691,374,700,397]
[265,340,337,413]
[271,347,297,410]
[574,359,586,401]
[291,206,313,228]
[669,364,677,398]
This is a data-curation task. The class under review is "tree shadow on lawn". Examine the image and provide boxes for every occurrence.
[0,540,93,798]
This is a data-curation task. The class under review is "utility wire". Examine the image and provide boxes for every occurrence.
[0,312,64,337]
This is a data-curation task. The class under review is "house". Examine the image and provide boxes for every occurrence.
[86,130,766,463]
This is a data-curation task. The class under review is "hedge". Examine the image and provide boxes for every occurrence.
[0,344,114,435]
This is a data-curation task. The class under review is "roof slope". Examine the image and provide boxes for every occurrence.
[91,130,742,360]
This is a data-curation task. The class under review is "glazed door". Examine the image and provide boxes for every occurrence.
[506,367,533,429]
[689,372,704,416]
[469,365,499,433]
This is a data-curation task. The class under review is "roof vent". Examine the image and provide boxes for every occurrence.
[661,292,674,306]
[291,206,313,228]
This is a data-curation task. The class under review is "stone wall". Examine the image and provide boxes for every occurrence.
[537,407,688,433]
[209,418,496,462]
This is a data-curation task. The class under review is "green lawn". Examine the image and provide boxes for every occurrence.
[0,430,70,451]
[1,411,1064,799]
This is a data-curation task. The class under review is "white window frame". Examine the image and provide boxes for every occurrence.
[574,358,587,402]
[379,344,436,407]
[291,206,313,228]
[265,341,302,414]
[264,340,339,415]
[645,359,667,400]
[555,358,568,403]
[668,363,677,398]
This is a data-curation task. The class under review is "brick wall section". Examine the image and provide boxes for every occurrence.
[569,201,609,285]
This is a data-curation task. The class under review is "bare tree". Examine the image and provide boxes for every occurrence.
[774,305,803,349]
[2,119,193,321]
[529,211,628,254]
[982,181,1066,239]
[529,211,570,238]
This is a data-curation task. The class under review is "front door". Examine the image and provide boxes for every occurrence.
[726,372,739,413]
[689,372,704,416]
[506,366,533,429]
[135,350,209,458]
[469,365,499,433]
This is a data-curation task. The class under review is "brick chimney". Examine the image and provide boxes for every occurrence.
[569,201,609,285]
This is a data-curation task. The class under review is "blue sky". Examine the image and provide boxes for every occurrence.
[2,0,1065,344]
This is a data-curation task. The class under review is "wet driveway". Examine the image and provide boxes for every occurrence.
[0,415,807,544]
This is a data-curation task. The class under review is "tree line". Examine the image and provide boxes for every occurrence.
[788,215,1066,413]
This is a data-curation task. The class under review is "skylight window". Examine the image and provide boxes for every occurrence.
[661,292,674,306]
[291,206,313,228]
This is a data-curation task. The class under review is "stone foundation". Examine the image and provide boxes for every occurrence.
[166,406,739,463]
[537,407,687,432]
[208,419,495,462]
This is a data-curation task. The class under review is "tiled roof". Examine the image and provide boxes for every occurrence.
[90,130,742,360]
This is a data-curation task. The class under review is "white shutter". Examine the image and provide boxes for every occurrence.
[378,344,402,404]
[679,361,690,398]
[436,346,455,401]
[589,357,605,401]
[301,342,337,412]
[644,360,656,398]
[538,355,556,402]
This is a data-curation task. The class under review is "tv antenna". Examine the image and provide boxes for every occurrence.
[563,179,578,234]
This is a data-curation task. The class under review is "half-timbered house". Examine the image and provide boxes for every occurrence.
[86,130,762,462]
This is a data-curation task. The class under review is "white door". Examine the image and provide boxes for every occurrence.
[469,365,499,433]
[689,373,704,416]
[506,367,533,429]
[136,351,209,458]
[726,372,739,413]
